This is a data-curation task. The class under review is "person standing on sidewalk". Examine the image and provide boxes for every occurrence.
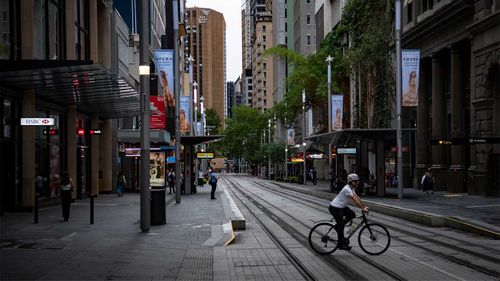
[60,172,73,221]
[310,167,318,185]
[421,168,435,194]
[197,168,205,188]
[167,169,175,194]
[116,171,126,197]
[209,169,219,200]
[328,173,369,250]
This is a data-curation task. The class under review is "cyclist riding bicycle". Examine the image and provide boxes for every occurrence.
[329,173,369,250]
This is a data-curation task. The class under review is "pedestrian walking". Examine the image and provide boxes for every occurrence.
[208,169,219,200]
[421,168,434,194]
[329,166,336,192]
[310,167,318,185]
[116,171,126,197]
[197,168,205,188]
[167,169,175,194]
[60,172,73,221]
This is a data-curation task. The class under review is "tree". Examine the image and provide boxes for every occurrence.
[222,106,267,166]
[205,108,222,135]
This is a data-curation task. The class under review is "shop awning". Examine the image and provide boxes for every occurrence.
[180,135,224,146]
[306,128,416,145]
[0,60,139,119]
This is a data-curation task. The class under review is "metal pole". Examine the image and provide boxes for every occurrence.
[326,55,333,171]
[188,56,194,135]
[90,194,95,224]
[284,117,288,180]
[34,193,39,224]
[139,0,150,232]
[268,119,271,180]
[193,81,198,135]
[302,90,307,185]
[395,0,403,199]
[173,0,181,203]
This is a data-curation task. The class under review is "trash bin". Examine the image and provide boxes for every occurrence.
[150,188,166,225]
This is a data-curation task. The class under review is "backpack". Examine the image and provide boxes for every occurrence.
[209,174,217,184]
[168,172,175,181]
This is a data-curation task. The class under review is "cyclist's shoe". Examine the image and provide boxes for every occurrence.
[338,243,352,251]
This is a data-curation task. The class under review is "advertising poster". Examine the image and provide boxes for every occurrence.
[150,152,165,187]
[150,96,166,129]
[180,96,191,134]
[154,49,175,132]
[402,49,420,107]
[331,95,344,130]
[287,128,295,146]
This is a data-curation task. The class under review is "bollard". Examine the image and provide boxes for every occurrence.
[90,194,95,224]
[34,193,39,224]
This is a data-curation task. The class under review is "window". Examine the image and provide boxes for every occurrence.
[75,0,90,60]
[263,63,266,69]
[306,15,311,25]
[306,0,311,3]
[263,35,266,42]
[306,35,311,46]
[407,1,413,23]
[262,25,266,31]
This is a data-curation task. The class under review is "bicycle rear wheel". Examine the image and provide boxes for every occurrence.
[308,222,338,255]
[358,223,391,255]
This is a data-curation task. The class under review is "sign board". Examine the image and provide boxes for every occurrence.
[337,148,357,154]
[197,152,214,159]
[150,152,165,187]
[43,129,59,135]
[291,158,304,163]
[21,118,55,126]
[89,129,102,135]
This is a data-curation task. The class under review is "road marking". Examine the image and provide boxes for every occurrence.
[465,204,500,208]
[61,232,77,240]
[387,246,467,281]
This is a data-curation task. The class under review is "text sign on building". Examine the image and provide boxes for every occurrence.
[337,148,357,154]
[20,118,55,126]
[196,152,214,159]
[89,129,102,135]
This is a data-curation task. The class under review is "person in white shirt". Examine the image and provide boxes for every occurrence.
[197,168,205,188]
[329,173,369,250]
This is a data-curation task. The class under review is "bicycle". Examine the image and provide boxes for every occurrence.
[308,211,391,255]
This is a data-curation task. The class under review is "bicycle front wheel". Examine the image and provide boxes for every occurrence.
[358,223,391,255]
[308,222,338,255]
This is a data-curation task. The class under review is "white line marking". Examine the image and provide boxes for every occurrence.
[61,232,77,240]
[465,204,500,208]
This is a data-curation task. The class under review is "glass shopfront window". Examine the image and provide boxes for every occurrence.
[35,110,64,199]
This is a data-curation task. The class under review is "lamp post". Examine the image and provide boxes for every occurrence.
[193,81,198,135]
[302,90,307,185]
[395,0,403,199]
[326,55,334,171]
[188,55,195,135]
[139,0,150,232]
[268,119,271,180]
[200,96,206,172]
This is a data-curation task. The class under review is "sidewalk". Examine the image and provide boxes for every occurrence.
[0,186,230,280]
[271,179,500,239]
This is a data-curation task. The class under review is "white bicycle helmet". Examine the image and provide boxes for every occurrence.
[347,173,360,183]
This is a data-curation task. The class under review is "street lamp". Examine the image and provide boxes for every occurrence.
[268,119,271,180]
[302,90,307,185]
[326,55,334,172]
[193,81,198,135]
[395,0,403,199]
[188,55,195,135]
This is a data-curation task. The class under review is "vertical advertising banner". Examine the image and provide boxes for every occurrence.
[287,128,295,145]
[154,49,175,131]
[150,96,166,129]
[331,95,344,130]
[150,151,165,187]
[402,49,420,107]
[179,96,191,134]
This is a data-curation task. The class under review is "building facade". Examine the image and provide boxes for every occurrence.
[185,7,226,123]
[403,0,500,196]
[0,0,139,212]
[252,14,273,111]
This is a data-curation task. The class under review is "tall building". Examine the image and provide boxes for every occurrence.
[252,14,273,111]
[293,0,316,55]
[226,81,235,118]
[185,7,226,123]
[272,0,288,140]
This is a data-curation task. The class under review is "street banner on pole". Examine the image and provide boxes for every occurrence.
[287,128,295,146]
[150,96,166,129]
[402,49,420,107]
[154,49,175,131]
[331,95,344,130]
[180,96,191,134]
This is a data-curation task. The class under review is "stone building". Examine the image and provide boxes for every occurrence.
[402,0,500,195]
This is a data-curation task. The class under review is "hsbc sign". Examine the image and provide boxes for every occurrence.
[20,118,55,126]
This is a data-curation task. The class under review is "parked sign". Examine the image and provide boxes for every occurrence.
[20,118,55,126]
[337,148,357,154]
[197,152,214,159]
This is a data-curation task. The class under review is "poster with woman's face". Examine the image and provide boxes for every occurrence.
[402,50,420,107]
[180,96,191,134]
[287,128,295,146]
[150,152,165,187]
[331,95,344,130]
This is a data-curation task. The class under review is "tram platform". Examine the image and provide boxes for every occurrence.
[270,178,500,239]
